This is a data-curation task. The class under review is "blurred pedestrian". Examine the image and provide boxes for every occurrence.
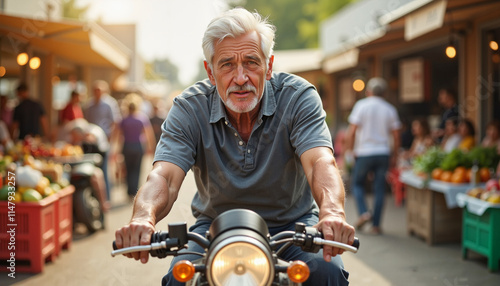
[60,90,83,125]
[64,118,110,211]
[433,88,459,141]
[0,119,13,154]
[0,94,13,127]
[11,83,50,140]
[347,77,401,235]
[149,100,167,147]
[118,93,156,199]
[84,80,122,201]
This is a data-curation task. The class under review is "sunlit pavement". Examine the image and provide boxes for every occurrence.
[1,155,499,285]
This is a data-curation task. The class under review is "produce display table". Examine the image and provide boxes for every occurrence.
[457,193,500,272]
[400,171,476,245]
[0,185,74,273]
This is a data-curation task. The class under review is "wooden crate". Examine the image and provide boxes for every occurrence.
[406,185,462,245]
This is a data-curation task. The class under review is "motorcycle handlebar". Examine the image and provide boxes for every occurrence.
[111,232,360,256]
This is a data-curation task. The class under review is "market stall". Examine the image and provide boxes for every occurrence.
[0,139,84,273]
[400,146,499,245]
[400,170,470,245]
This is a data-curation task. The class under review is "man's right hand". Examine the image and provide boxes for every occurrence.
[115,218,155,264]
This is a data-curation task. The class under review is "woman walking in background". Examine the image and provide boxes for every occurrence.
[119,93,156,200]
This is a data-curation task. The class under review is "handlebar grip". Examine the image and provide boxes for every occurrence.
[352,237,360,250]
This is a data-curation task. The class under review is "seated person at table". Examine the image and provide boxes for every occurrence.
[481,120,500,153]
[440,118,461,153]
[457,119,475,151]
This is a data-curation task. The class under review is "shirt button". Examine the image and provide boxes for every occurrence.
[234,132,238,137]
[239,141,244,146]
[247,149,251,153]
[225,121,228,125]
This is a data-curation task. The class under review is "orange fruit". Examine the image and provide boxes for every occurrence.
[454,166,467,175]
[450,171,466,184]
[440,171,453,182]
[431,168,443,180]
[465,169,471,182]
[479,167,491,182]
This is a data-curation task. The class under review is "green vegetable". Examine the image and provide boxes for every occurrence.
[440,149,470,171]
[466,146,500,169]
[412,147,446,174]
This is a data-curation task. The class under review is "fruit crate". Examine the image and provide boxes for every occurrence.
[405,185,462,245]
[54,185,75,256]
[0,194,58,273]
[457,193,500,272]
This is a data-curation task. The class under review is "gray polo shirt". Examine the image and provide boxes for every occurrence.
[154,72,333,227]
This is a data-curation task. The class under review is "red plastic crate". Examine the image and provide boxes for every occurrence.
[0,194,58,273]
[54,185,74,256]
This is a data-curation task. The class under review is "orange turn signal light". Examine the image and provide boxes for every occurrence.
[172,260,195,282]
[287,260,310,283]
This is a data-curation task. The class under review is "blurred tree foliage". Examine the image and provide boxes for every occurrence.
[230,0,356,49]
[62,0,90,20]
[145,59,182,88]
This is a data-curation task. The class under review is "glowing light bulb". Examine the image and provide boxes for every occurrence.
[446,45,456,58]
[352,79,365,92]
[29,57,41,70]
[17,53,28,65]
[490,40,499,51]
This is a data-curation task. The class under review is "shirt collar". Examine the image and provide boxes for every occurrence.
[209,80,277,124]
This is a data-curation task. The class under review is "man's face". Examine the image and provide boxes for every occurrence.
[205,31,273,114]
[93,87,103,100]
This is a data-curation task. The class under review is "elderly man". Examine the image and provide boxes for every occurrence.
[115,8,354,285]
[346,78,401,235]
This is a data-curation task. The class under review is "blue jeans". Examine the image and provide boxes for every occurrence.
[162,213,349,286]
[351,155,389,227]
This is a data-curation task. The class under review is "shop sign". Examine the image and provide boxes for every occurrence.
[405,0,447,41]
[339,77,356,110]
[399,57,424,103]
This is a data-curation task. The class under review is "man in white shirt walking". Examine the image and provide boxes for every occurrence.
[346,77,401,234]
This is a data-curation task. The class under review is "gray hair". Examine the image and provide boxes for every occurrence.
[366,77,388,97]
[93,80,109,93]
[202,8,276,68]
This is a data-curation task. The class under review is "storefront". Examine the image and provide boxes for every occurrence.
[0,13,130,128]
[321,0,500,140]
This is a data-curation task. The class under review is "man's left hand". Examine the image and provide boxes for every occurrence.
[315,214,355,261]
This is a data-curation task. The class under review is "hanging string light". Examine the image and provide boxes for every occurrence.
[17,52,29,65]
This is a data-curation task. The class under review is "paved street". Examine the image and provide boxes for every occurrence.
[1,154,500,285]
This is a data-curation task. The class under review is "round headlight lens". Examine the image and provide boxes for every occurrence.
[211,241,271,286]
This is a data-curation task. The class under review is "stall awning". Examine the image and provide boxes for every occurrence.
[322,48,359,74]
[273,49,323,73]
[0,13,130,71]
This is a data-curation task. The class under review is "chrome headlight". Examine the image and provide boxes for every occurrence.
[207,236,274,286]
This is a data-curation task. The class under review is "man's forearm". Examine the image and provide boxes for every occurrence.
[311,156,346,219]
[132,170,178,225]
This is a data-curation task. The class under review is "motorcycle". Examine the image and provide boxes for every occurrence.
[58,153,106,233]
[112,209,359,285]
